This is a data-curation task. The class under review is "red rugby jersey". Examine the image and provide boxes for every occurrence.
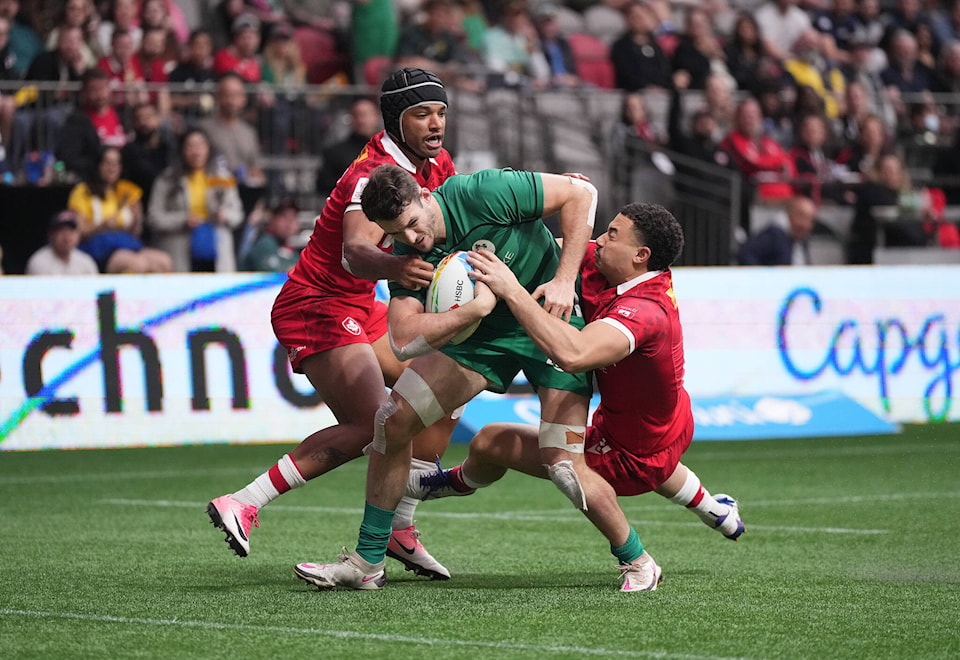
[579,243,693,455]
[287,132,456,297]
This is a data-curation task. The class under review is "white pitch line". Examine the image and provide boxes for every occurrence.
[0,467,265,485]
[689,442,960,461]
[725,492,960,507]
[101,499,889,535]
[0,609,750,660]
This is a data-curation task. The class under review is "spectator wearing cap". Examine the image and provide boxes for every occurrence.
[214,13,263,83]
[25,210,100,276]
[239,198,303,271]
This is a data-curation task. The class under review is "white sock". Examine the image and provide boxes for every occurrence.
[393,496,419,530]
[232,454,306,509]
[393,457,436,528]
[668,469,730,528]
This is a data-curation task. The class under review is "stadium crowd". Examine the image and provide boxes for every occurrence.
[0,0,959,274]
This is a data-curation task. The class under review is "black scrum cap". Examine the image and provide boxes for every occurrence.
[380,68,447,144]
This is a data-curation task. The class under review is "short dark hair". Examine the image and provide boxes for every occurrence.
[81,67,110,86]
[360,164,421,224]
[188,28,211,43]
[620,203,684,271]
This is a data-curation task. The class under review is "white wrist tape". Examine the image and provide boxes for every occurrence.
[569,177,598,228]
[390,331,433,361]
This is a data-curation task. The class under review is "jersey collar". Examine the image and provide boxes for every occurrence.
[382,133,437,173]
[616,270,664,295]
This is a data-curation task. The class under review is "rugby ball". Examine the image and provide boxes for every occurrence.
[426,251,480,345]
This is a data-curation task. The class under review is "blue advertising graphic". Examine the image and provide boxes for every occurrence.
[0,266,955,450]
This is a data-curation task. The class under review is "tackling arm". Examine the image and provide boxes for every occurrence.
[533,174,597,320]
[467,250,631,373]
[341,209,435,289]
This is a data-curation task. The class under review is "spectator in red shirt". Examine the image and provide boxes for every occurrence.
[720,97,797,231]
[720,98,797,227]
[97,28,147,111]
[132,25,175,116]
[58,68,128,179]
[214,13,263,83]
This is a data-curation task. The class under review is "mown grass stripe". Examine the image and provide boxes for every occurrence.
[0,609,749,660]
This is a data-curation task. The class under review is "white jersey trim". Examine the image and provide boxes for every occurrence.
[617,269,664,295]
[382,133,438,173]
[598,317,636,354]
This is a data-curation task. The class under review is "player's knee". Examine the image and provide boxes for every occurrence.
[470,424,504,457]
[366,396,401,455]
[392,369,446,428]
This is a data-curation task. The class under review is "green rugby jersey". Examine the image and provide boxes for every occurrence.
[389,168,574,341]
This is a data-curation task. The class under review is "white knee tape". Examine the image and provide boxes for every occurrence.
[545,460,588,512]
[538,422,586,453]
[364,396,399,455]
[393,368,446,428]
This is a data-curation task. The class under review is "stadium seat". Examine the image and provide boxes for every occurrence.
[363,55,394,87]
[293,26,349,84]
[566,32,615,90]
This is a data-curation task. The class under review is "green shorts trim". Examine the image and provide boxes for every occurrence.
[440,318,593,397]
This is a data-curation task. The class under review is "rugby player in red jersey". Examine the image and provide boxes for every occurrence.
[207,68,459,580]
[411,203,745,591]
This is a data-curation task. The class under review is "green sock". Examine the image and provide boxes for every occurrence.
[355,502,395,565]
[611,527,645,565]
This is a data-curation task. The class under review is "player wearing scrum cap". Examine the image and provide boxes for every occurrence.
[206,68,458,580]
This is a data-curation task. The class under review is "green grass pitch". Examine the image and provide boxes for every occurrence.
[2,425,959,659]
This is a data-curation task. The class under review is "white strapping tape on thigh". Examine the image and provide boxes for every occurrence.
[393,368,446,429]
[538,422,586,454]
[545,460,588,511]
[364,396,399,455]
[569,177,598,228]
